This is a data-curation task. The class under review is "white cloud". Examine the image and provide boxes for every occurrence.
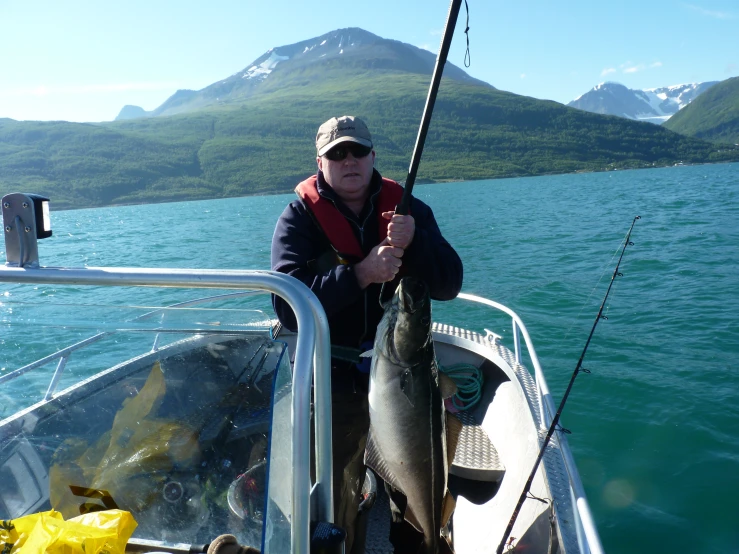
[520,73,526,79]
[603,61,661,75]
[683,3,735,19]
[618,61,661,74]
[622,63,645,74]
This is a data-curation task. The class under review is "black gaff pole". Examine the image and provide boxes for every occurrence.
[396,0,463,216]
[496,215,640,554]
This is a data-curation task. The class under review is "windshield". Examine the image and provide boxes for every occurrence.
[0,300,292,552]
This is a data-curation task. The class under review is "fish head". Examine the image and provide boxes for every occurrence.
[392,277,432,364]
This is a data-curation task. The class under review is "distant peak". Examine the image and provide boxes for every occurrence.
[321,27,380,39]
[568,79,719,124]
[114,104,149,121]
[117,26,488,120]
[597,81,627,89]
[644,82,693,92]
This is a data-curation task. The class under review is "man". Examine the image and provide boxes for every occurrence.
[271,115,463,552]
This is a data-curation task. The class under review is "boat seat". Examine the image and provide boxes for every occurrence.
[448,411,505,483]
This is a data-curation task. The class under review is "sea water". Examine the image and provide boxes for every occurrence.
[1,162,737,553]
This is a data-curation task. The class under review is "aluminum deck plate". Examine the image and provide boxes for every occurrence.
[448,411,505,482]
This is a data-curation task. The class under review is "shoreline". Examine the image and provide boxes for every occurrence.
[44,159,738,213]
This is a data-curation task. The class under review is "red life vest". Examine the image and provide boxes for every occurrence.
[295,175,406,262]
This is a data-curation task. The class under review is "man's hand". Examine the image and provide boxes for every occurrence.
[354,238,404,289]
[382,211,415,249]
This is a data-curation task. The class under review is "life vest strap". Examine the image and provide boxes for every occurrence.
[295,175,406,261]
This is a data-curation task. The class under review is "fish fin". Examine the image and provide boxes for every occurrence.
[400,368,415,406]
[441,490,456,527]
[364,430,404,494]
[359,349,374,358]
[403,503,424,534]
[439,372,458,400]
[446,412,462,468]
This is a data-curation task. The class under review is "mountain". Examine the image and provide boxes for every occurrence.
[116,105,149,120]
[3,29,738,210]
[568,81,718,124]
[663,77,739,144]
[114,28,490,121]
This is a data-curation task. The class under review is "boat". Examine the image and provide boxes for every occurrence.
[0,193,604,553]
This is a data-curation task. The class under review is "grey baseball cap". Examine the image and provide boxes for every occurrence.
[315,115,373,156]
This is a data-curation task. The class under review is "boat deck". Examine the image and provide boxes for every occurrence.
[363,408,506,554]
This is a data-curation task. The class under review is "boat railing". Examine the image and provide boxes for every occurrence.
[0,265,331,554]
[457,292,605,554]
[0,291,269,398]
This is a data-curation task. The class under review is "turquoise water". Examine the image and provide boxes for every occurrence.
[2,162,738,552]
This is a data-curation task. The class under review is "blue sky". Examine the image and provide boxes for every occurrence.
[1,0,737,122]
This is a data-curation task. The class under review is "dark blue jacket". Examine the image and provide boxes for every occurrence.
[271,169,463,349]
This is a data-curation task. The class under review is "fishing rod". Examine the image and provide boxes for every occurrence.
[380,0,466,306]
[396,0,466,215]
[496,215,640,554]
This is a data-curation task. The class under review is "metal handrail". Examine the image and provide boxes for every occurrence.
[0,332,108,386]
[456,292,605,554]
[0,265,332,554]
[0,291,268,393]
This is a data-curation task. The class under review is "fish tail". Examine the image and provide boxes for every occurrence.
[419,534,454,554]
[438,534,455,554]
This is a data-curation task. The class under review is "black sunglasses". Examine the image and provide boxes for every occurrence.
[324,143,373,161]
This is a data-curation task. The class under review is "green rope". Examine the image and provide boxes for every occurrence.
[439,361,483,411]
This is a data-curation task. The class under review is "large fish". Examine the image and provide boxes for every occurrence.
[364,276,454,554]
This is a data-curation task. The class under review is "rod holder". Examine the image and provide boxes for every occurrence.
[2,193,52,268]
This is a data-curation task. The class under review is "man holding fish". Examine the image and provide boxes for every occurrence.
[271,115,463,553]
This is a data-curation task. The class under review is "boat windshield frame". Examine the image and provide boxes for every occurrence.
[0,264,332,554]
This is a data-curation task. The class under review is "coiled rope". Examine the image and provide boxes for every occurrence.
[439,361,483,411]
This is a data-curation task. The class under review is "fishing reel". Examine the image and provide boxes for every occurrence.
[227,459,267,527]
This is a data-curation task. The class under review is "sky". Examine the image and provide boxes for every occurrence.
[1,0,737,123]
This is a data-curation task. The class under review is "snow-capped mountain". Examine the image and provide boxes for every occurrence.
[567,81,719,124]
[115,28,489,120]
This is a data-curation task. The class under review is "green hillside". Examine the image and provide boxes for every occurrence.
[663,77,739,144]
[2,73,738,210]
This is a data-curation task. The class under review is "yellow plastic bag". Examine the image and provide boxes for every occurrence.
[0,508,136,554]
